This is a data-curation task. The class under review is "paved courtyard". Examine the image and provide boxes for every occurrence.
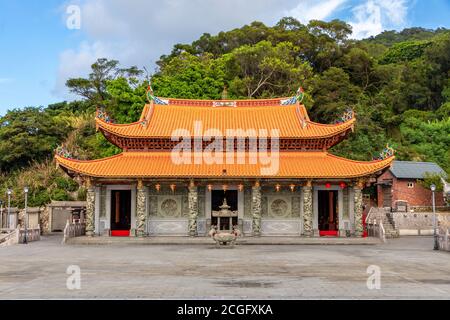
[0,235,449,299]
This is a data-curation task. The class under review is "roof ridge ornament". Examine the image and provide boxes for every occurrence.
[96,108,114,123]
[213,101,237,107]
[373,144,395,160]
[334,108,354,124]
[280,86,304,105]
[55,145,73,159]
[144,67,169,105]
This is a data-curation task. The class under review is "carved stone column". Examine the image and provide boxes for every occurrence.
[353,180,364,237]
[252,182,262,236]
[85,178,95,237]
[136,179,147,237]
[188,181,198,236]
[302,180,313,237]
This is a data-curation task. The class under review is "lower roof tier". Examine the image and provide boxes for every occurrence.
[55,151,394,179]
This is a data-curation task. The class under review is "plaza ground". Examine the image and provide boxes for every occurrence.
[0,235,449,299]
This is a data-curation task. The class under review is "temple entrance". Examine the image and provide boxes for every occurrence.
[110,190,131,236]
[318,190,338,236]
[211,190,238,231]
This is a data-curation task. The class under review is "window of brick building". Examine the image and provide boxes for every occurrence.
[407,182,414,188]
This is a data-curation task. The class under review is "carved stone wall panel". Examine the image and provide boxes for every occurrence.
[197,219,206,235]
[261,196,268,217]
[100,186,107,218]
[261,219,301,236]
[157,196,182,218]
[343,187,349,220]
[148,219,189,236]
[292,196,301,218]
[243,219,253,235]
[182,195,189,217]
[149,196,158,216]
[267,196,292,218]
[244,186,252,218]
[197,186,206,218]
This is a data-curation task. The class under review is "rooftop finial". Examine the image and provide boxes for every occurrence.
[143,66,169,105]
[221,86,228,100]
[280,86,305,105]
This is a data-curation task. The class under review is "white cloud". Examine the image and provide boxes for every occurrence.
[54,0,294,98]
[0,78,13,84]
[286,0,348,23]
[53,41,113,99]
[350,0,409,39]
[54,0,409,99]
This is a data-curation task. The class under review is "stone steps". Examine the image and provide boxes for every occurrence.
[66,235,382,246]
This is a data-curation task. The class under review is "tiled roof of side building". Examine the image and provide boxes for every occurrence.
[55,152,393,179]
[390,160,446,179]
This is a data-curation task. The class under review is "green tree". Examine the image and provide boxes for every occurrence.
[66,58,142,108]
[0,108,71,172]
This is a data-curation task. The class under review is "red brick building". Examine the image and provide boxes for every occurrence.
[377,161,446,209]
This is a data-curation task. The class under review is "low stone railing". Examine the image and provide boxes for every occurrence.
[366,207,386,242]
[63,220,85,244]
[367,219,386,243]
[0,228,19,247]
[18,226,41,243]
[438,216,450,251]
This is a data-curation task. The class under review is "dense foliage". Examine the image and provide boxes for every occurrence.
[0,18,449,207]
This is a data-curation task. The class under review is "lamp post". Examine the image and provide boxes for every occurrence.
[431,184,439,250]
[6,189,12,229]
[23,186,29,244]
[0,200,3,229]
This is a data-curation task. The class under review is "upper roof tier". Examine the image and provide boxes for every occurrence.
[95,98,355,140]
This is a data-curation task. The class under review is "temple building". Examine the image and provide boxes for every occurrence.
[55,89,394,238]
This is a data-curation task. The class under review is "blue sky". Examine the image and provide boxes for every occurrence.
[0,0,449,115]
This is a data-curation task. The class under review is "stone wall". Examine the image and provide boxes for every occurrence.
[393,211,449,236]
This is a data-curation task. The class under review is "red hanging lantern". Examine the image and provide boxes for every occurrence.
[325,183,331,189]
[339,182,346,189]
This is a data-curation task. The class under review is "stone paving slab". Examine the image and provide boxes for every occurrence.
[0,235,449,299]
[66,235,381,245]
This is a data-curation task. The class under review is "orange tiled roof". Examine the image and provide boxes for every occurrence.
[55,152,393,179]
[96,102,355,139]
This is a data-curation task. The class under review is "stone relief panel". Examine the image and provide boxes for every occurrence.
[244,186,252,218]
[261,196,268,217]
[148,219,189,236]
[157,196,182,218]
[99,186,106,218]
[197,186,206,218]
[243,219,253,234]
[197,219,206,235]
[343,187,349,220]
[261,220,302,235]
[149,196,158,216]
[292,196,301,218]
[181,195,189,217]
[267,196,292,218]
